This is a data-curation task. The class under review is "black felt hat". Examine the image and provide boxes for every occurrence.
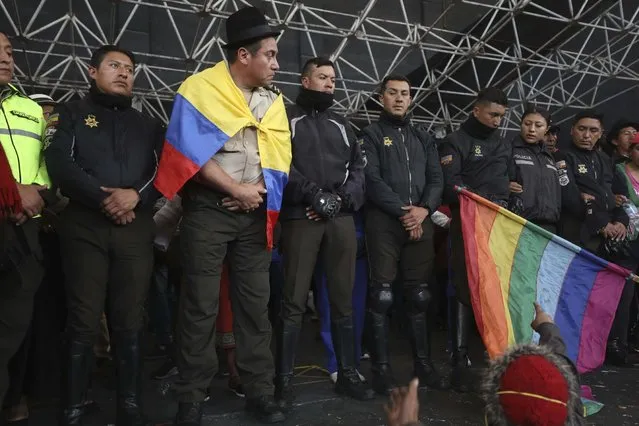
[224,7,280,49]
[607,119,639,144]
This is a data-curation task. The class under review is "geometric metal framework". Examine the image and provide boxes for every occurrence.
[2,0,639,132]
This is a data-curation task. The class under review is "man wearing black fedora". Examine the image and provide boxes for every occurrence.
[169,6,288,426]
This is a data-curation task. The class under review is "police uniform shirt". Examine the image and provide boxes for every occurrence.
[212,87,277,184]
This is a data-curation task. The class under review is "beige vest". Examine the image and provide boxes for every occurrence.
[212,87,277,184]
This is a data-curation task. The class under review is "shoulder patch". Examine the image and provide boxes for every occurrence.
[440,154,453,165]
[555,160,566,169]
[10,110,39,123]
[43,113,60,150]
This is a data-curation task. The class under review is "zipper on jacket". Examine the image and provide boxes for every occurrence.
[399,128,412,204]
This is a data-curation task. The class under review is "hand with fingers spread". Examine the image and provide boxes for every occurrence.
[100,187,140,221]
[385,378,420,426]
[400,205,429,231]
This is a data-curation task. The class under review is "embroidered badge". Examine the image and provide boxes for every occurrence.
[440,155,453,165]
[84,114,99,128]
[577,164,587,174]
[555,160,566,169]
[383,137,393,147]
[473,145,483,157]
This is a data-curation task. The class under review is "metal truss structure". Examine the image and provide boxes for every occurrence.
[2,0,639,132]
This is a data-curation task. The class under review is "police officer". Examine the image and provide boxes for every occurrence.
[439,87,510,392]
[557,111,635,366]
[0,30,51,406]
[275,57,371,408]
[44,45,163,425]
[361,74,445,395]
[508,105,562,233]
[160,8,289,425]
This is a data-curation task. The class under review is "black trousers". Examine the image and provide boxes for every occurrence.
[365,207,435,288]
[173,185,273,402]
[58,204,154,344]
[0,220,43,406]
[279,216,357,326]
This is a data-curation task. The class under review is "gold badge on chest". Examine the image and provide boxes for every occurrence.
[84,114,99,128]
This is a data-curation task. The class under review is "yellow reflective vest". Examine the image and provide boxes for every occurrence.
[0,84,50,186]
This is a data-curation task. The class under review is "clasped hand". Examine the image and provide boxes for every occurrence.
[9,183,47,225]
[221,180,266,212]
[100,187,140,225]
[401,205,429,241]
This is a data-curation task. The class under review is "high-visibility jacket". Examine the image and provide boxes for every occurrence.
[0,84,50,186]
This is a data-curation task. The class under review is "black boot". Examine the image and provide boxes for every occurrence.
[59,340,93,426]
[332,317,375,401]
[366,310,396,396]
[113,333,145,426]
[245,395,285,424]
[450,301,474,393]
[407,312,448,390]
[174,402,203,426]
[274,323,300,412]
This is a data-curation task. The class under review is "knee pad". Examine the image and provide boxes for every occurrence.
[408,283,432,313]
[368,283,393,314]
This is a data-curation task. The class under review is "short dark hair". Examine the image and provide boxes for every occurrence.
[90,45,135,68]
[301,57,334,78]
[475,87,508,107]
[572,109,604,126]
[226,39,264,64]
[521,103,551,127]
[379,74,411,94]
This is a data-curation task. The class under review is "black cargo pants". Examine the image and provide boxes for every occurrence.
[365,207,435,289]
[173,184,274,402]
[58,203,155,344]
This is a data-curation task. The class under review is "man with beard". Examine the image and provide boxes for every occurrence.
[360,74,446,396]
[439,87,510,392]
[274,57,371,410]
[44,45,163,425]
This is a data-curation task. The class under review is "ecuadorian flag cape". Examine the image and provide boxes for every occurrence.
[154,62,292,249]
[457,187,632,373]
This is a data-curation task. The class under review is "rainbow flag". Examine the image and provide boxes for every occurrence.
[154,62,292,249]
[458,187,631,373]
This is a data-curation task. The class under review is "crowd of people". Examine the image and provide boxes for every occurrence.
[1,5,639,426]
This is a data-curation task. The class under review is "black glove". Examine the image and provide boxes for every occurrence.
[311,190,342,219]
[508,195,524,216]
[336,189,352,211]
[488,195,509,209]
[600,237,632,259]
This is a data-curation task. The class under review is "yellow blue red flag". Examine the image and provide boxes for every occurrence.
[154,61,292,248]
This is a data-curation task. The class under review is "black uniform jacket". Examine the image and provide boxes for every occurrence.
[44,89,164,211]
[439,116,511,206]
[557,144,628,237]
[509,136,562,224]
[281,92,365,220]
[360,112,443,218]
